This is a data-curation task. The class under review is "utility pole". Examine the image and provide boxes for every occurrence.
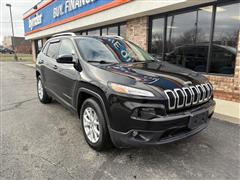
[6,3,18,61]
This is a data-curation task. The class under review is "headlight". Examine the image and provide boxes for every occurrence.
[109,83,154,97]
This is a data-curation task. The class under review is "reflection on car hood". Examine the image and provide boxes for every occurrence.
[98,61,207,90]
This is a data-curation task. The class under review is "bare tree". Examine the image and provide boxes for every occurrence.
[216,29,239,47]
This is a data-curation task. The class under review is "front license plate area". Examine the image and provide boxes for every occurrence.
[188,110,208,129]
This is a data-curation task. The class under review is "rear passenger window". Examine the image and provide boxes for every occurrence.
[46,41,60,59]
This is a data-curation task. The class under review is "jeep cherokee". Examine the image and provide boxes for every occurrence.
[36,33,215,151]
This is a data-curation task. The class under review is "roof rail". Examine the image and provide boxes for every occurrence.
[52,32,76,37]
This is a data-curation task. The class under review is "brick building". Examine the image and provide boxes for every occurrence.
[3,36,31,54]
[23,0,240,102]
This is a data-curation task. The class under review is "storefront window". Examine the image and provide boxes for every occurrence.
[210,3,239,74]
[108,26,118,35]
[101,28,107,36]
[37,40,43,50]
[120,24,127,38]
[88,29,100,36]
[165,7,212,72]
[150,18,164,59]
[81,31,87,35]
[80,23,126,37]
[35,39,43,56]
[149,1,239,75]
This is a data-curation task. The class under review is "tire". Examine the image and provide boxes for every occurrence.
[37,76,52,104]
[80,98,112,151]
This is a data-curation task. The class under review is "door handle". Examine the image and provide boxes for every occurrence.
[53,65,58,69]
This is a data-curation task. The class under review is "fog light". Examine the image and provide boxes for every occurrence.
[131,107,166,120]
[139,108,156,119]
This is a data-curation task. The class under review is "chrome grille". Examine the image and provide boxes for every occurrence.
[164,83,213,110]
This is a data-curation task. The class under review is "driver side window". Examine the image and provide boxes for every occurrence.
[46,41,60,59]
[59,39,76,56]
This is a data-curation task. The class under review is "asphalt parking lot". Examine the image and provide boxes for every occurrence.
[0,62,239,180]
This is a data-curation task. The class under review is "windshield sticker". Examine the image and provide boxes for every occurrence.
[105,38,133,63]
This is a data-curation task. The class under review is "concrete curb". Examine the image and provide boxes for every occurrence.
[19,62,35,68]
[213,113,240,125]
[214,99,240,121]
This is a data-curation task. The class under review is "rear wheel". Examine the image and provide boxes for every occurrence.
[80,98,112,151]
[37,76,52,104]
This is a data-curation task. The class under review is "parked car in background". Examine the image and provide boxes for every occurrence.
[165,44,236,74]
[0,47,15,54]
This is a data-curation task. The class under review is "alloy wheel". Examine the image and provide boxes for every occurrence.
[83,107,100,143]
[38,79,43,100]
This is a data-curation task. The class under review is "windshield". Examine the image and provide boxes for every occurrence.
[75,37,155,63]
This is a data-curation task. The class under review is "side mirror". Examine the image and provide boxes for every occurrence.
[56,54,75,64]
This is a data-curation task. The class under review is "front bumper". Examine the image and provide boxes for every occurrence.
[108,97,215,148]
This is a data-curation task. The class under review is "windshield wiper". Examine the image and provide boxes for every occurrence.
[129,59,154,63]
[87,60,115,64]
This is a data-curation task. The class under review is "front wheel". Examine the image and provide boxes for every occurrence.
[37,76,52,104]
[80,98,112,151]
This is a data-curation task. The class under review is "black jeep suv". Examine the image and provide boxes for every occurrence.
[36,33,215,151]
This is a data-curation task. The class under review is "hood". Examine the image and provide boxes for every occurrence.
[98,61,208,90]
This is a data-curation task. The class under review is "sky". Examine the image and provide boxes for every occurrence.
[0,0,39,45]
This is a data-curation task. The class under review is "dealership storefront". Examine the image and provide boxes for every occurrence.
[23,0,240,102]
